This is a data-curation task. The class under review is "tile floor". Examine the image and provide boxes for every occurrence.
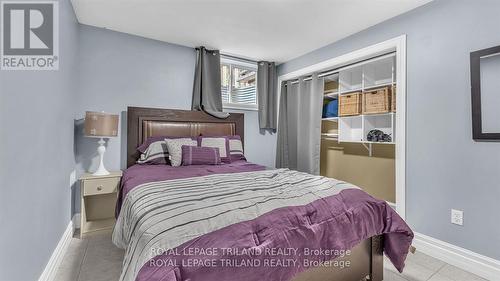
[54,230,487,281]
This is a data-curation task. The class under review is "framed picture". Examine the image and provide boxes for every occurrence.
[470,45,500,141]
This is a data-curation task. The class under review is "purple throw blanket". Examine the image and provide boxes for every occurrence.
[135,189,412,281]
[114,166,413,281]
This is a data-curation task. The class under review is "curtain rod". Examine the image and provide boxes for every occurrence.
[221,53,259,64]
[196,47,259,63]
[284,51,396,85]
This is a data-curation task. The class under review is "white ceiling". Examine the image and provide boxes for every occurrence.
[71,0,432,63]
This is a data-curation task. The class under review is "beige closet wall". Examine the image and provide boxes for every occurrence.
[320,138,395,203]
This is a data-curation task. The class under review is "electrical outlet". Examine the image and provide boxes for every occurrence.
[451,209,464,226]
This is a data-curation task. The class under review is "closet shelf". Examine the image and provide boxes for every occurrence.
[321,133,339,137]
[323,91,338,98]
[339,140,395,145]
[339,88,363,95]
[322,117,338,122]
[363,82,396,91]
[362,112,395,117]
[337,112,394,118]
[338,83,396,95]
[324,89,338,94]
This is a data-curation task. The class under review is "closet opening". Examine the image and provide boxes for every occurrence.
[278,35,406,219]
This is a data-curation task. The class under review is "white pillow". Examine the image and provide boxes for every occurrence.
[164,138,197,167]
[199,137,233,163]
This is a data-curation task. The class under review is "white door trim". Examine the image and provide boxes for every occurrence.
[277,35,407,220]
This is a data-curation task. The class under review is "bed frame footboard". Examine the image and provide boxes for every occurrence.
[369,235,384,281]
[292,235,383,281]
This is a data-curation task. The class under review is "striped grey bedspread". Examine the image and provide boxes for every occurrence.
[112,168,357,281]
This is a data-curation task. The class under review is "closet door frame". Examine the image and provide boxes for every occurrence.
[277,35,407,220]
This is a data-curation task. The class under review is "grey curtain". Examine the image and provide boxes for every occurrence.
[275,74,324,174]
[287,78,300,170]
[298,73,324,174]
[192,47,229,119]
[257,61,277,131]
[276,81,290,168]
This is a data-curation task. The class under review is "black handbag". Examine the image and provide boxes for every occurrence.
[366,129,392,142]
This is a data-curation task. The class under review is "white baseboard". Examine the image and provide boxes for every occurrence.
[38,221,74,281]
[413,232,500,281]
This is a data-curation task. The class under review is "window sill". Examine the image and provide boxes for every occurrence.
[223,104,258,112]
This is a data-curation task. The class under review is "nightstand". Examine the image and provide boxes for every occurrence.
[79,171,122,236]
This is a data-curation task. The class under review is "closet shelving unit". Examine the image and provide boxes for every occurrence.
[321,53,396,156]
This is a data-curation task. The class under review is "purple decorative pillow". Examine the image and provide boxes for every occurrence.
[181,145,221,166]
[227,135,246,161]
[198,136,231,163]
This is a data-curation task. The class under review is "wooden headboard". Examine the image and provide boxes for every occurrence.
[127,107,244,167]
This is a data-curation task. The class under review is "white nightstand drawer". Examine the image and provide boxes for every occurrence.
[83,177,120,196]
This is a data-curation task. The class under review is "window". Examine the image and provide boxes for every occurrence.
[221,58,257,110]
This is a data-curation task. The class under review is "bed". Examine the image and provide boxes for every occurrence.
[113,106,413,281]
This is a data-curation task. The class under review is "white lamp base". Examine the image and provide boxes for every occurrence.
[92,138,110,176]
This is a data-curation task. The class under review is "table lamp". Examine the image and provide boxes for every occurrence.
[84,111,119,176]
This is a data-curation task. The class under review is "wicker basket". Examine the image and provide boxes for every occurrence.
[362,87,391,114]
[339,92,362,116]
[391,85,396,112]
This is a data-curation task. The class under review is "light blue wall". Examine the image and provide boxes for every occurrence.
[0,5,277,279]
[0,1,79,280]
[74,25,276,213]
[278,0,500,260]
[75,24,197,174]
